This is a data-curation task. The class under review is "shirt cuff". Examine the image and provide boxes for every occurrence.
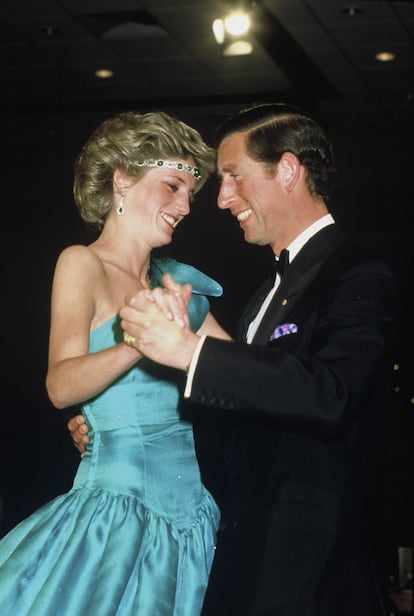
[184,335,206,398]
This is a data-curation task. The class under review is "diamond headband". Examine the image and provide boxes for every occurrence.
[136,159,201,182]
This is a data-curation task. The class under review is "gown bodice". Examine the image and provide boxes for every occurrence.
[75,316,203,528]
[74,256,223,528]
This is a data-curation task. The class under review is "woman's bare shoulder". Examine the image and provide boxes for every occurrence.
[55,244,103,272]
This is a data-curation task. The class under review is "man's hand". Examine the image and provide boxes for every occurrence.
[120,283,199,371]
[67,414,89,457]
[131,274,192,327]
[154,273,192,326]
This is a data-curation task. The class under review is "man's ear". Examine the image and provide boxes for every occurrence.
[278,152,300,191]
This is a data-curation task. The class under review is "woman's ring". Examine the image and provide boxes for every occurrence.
[124,333,136,346]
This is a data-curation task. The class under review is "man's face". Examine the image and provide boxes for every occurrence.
[216,131,285,248]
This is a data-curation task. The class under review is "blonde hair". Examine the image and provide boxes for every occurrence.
[73,111,216,229]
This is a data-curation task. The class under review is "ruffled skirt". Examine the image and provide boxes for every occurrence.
[0,486,219,615]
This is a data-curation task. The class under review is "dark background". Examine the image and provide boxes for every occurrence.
[0,0,413,601]
[0,107,412,591]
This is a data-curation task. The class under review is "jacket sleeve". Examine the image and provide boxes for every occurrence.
[188,255,396,439]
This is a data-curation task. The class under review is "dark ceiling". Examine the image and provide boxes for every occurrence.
[1,0,414,125]
[1,1,413,545]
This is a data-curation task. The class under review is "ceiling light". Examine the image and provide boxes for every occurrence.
[95,68,114,79]
[375,51,395,63]
[212,18,226,45]
[224,12,250,36]
[223,40,253,56]
[212,9,253,56]
[341,6,363,17]
[40,25,60,37]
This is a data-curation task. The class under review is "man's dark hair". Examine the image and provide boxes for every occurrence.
[215,103,337,202]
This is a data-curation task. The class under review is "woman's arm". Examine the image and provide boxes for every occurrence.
[46,245,141,409]
[197,311,232,340]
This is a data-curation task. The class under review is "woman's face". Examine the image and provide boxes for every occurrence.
[123,159,198,248]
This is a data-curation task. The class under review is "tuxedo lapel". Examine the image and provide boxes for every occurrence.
[252,269,314,344]
[242,225,346,344]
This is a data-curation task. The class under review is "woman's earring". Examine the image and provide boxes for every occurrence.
[117,194,125,216]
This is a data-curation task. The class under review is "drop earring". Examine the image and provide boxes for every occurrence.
[117,194,125,216]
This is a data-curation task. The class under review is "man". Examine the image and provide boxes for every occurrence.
[70,104,395,615]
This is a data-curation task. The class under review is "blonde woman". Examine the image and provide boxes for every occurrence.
[0,111,230,615]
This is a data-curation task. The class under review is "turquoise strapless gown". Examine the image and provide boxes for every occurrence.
[0,258,222,615]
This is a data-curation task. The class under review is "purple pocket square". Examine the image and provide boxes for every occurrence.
[269,323,298,341]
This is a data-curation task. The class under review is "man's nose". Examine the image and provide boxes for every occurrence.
[217,179,234,210]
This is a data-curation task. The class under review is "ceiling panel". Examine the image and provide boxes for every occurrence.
[0,0,412,124]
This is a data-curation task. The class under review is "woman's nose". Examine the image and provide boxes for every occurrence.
[176,194,191,216]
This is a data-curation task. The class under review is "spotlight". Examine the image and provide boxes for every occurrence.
[212,8,253,56]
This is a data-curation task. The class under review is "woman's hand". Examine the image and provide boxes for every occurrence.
[120,279,199,371]
[127,273,192,328]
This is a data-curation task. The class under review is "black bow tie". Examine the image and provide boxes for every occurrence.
[275,249,290,278]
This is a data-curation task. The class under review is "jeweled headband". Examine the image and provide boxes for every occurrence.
[136,159,201,182]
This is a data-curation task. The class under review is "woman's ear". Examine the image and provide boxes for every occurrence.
[113,169,129,194]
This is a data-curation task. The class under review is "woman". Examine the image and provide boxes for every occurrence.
[0,111,230,614]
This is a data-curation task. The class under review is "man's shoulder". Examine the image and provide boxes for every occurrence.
[327,234,392,278]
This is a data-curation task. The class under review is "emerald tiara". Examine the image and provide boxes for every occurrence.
[136,159,201,182]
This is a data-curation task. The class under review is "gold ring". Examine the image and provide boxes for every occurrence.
[123,333,136,346]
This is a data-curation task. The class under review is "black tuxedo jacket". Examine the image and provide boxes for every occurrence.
[190,225,396,616]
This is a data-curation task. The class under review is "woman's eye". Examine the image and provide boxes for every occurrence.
[168,183,178,192]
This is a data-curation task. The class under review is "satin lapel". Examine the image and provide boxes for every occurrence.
[249,225,345,345]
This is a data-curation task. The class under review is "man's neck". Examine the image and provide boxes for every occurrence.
[274,213,335,261]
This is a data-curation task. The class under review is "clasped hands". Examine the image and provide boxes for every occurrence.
[119,273,200,371]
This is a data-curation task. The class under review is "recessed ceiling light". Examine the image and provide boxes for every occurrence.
[341,6,363,17]
[40,25,60,37]
[375,51,395,63]
[95,69,114,79]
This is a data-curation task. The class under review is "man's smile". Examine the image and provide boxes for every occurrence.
[236,208,252,223]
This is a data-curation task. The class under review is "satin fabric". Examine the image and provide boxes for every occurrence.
[0,258,222,615]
